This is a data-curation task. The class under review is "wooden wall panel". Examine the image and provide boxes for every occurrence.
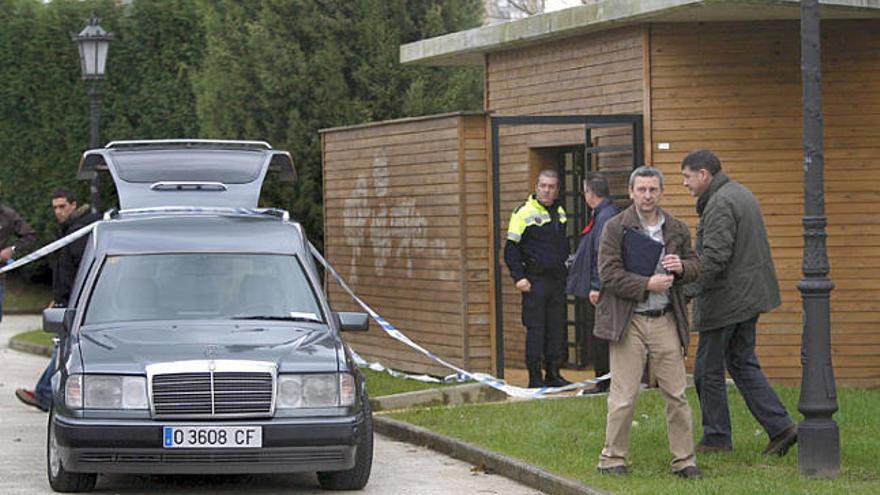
[321,114,490,376]
[487,26,645,368]
[651,20,880,387]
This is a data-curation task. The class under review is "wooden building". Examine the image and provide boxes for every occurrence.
[322,0,880,387]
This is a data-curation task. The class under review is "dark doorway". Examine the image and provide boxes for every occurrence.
[491,115,643,378]
[556,141,635,369]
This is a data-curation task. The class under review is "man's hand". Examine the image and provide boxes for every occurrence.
[646,274,674,292]
[515,278,531,293]
[661,254,683,274]
[589,290,599,306]
[0,247,13,261]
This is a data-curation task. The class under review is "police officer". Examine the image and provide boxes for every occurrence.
[504,170,570,388]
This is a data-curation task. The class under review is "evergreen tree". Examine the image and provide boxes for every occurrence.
[0,0,483,271]
[193,0,484,247]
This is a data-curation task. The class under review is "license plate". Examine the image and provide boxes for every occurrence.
[163,426,262,448]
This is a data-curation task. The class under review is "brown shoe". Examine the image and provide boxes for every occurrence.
[673,465,704,479]
[15,388,47,411]
[763,425,797,456]
[597,465,630,476]
[696,442,733,454]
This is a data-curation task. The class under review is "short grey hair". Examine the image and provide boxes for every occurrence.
[536,169,559,184]
[628,166,664,189]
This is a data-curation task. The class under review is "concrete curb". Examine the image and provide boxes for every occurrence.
[7,337,51,357]
[375,416,608,495]
[371,382,507,412]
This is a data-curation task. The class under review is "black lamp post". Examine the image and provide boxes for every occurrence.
[72,15,113,213]
[798,0,840,478]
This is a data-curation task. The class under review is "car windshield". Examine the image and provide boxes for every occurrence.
[83,253,323,325]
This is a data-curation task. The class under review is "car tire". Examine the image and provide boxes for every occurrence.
[47,411,97,493]
[317,398,373,491]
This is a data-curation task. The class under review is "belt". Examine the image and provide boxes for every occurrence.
[634,305,673,318]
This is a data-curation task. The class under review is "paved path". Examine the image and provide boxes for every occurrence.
[0,314,543,494]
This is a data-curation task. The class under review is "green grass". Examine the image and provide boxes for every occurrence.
[362,368,461,397]
[4,278,51,313]
[12,329,53,347]
[387,386,879,494]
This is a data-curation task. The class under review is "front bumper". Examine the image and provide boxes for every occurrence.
[52,412,365,474]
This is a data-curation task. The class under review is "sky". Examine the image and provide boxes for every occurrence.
[546,0,588,11]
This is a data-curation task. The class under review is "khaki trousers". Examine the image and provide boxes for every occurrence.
[598,313,697,471]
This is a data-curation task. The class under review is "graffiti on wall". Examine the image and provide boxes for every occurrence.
[342,148,449,284]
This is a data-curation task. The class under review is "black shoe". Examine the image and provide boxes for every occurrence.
[695,442,733,454]
[579,382,609,395]
[526,361,545,388]
[763,425,797,456]
[597,465,629,476]
[544,364,571,387]
[673,465,703,479]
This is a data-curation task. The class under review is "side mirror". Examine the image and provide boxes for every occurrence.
[43,308,75,335]
[335,312,369,332]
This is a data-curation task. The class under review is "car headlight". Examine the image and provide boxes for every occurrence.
[65,375,148,410]
[277,373,355,408]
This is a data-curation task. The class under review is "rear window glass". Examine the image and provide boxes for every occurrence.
[111,150,264,184]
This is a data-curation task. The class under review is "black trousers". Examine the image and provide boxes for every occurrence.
[694,316,794,446]
[521,276,565,365]
[592,335,610,378]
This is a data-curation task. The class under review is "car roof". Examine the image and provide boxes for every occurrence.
[92,214,306,256]
[77,140,296,210]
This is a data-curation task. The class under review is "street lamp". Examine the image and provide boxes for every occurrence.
[72,14,113,212]
[798,0,840,478]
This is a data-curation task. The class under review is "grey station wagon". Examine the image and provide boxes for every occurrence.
[43,140,373,492]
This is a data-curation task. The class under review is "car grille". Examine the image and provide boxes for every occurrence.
[152,371,274,418]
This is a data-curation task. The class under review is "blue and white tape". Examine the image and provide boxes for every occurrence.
[0,206,285,276]
[0,221,99,276]
[1,204,608,398]
[309,243,609,399]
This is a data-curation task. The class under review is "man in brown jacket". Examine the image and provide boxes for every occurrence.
[0,203,36,321]
[594,166,702,479]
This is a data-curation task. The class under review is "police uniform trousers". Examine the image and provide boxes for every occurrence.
[521,276,565,365]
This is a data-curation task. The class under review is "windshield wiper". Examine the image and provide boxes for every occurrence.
[229,315,322,323]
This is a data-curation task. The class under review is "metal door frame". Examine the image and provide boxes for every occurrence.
[490,114,643,378]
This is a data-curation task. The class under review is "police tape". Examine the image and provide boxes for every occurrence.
[0,205,608,398]
[0,221,99,276]
[308,242,609,399]
[0,206,276,276]
[0,206,288,276]
[348,348,464,385]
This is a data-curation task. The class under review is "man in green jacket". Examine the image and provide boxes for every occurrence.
[681,149,797,457]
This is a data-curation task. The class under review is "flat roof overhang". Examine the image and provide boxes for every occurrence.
[401,0,880,66]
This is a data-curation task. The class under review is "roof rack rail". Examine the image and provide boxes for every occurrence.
[104,206,290,222]
[105,139,273,150]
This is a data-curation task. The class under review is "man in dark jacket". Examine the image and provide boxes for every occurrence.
[504,170,570,388]
[681,149,797,456]
[15,188,101,411]
[50,189,102,306]
[566,174,618,393]
[594,166,702,479]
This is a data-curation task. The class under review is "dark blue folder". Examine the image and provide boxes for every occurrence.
[622,227,664,276]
